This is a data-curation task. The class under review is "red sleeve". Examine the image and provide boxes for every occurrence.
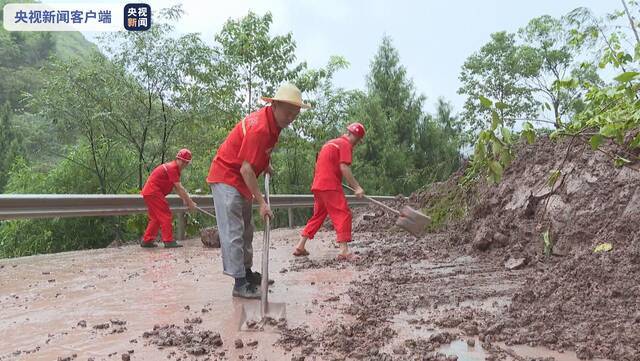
[238,129,269,170]
[339,140,352,165]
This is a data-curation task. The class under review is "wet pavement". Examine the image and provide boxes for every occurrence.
[0,229,356,361]
[0,228,619,361]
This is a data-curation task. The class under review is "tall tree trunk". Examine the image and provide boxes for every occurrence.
[160,95,168,164]
[621,0,640,45]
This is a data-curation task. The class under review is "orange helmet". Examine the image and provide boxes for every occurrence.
[347,122,366,138]
[176,148,192,162]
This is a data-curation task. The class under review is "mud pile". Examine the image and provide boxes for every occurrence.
[289,135,640,360]
[504,241,640,360]
[450,137,640,359]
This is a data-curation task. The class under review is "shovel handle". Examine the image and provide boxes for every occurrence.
[195,206,215,218]
[261,173,271,318]
[342,183,400,216]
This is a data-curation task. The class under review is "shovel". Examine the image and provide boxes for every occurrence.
[195,205,215,218]
[238,173,286,331]
[343,184,430,237]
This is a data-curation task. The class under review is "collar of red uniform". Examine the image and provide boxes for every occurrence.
[264,106,281,135]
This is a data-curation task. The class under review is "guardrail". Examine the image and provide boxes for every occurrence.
[0,194,396,239]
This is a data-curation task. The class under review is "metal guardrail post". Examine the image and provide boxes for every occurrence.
[288,208,294,228]
[176,212,186,241]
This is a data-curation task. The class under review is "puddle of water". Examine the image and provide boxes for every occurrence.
[437,339,486,361]
[386,305,614,361]
[498,343,614,361]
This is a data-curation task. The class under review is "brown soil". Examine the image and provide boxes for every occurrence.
[278,136,640,361]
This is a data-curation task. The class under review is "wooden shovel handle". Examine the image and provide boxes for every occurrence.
[342,184,400,216]
[195,206,215,218]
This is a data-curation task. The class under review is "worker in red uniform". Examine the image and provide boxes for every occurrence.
[140,148,197,248]
[208,83,311,299]
[293,122,366,261]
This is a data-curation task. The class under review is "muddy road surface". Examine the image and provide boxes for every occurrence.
[0,228,626,360]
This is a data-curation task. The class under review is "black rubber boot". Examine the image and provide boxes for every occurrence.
[232,283,261,299]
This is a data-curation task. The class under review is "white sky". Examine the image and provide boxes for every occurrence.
[49,0,621,114]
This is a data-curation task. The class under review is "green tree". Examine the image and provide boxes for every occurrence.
[213,11,306,118]
[31,54,125,194]
[352,37,461,195]
[0,102,24,192]
[433,97,462,138]
[458,31,539,134]
[367,36,423,149]
[518,15,601,128]
[99,5,213,187]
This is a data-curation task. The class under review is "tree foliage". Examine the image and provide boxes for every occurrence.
[0,11,463,257]
[458,31,539,136]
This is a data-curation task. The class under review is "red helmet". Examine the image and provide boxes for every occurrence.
[176,148,192,162]
[347,122,366,138]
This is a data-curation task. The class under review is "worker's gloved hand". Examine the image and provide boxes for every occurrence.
[259,202,273,220]
[354,187,365,198]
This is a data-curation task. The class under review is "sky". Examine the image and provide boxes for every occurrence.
[55,0,620,114]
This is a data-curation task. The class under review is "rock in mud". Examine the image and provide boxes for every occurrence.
[473,225,493,251]
[504,257,527,270]
[234,338,244,348]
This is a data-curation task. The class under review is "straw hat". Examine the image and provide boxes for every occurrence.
[261,83,311,109]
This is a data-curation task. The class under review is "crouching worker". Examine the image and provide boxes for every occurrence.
[140,148,197,248]
[294,123,366,261]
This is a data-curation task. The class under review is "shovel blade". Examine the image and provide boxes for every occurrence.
[396,206,430,236]
[238,301,286,332]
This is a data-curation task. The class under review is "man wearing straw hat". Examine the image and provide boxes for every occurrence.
[207,83,311,299]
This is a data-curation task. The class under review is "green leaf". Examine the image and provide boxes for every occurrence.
[479,95,493,109]
[474,140,486,159]
[495,101,508,110]
[492,139,503,156]
[491,110,501,131]
[523,130,535,144]
[589,134,604,150]
[500,127,512,143]
[613,71,640,83]
[488,160,503,180]
[614,156,631,167]
[600,124,619,138]
[630,133,640,149]
[548,169,561,187]
[500,149,513,167]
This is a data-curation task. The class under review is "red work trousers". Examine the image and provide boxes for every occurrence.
[142,195,174,243]
[301,190,352,242]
